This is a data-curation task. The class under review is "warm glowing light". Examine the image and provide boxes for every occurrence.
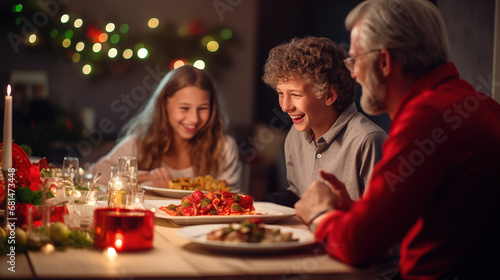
[221,28,233,39]
[137,48,149,59]
[201,35,213,47]
[173,60,186,69]
[148,18,159,28]
[7,85,11,96]
[103,247,118,262]
[61,14,70,24]
[114,232,124,250]
[98,33,108,43]
[105,23,115,33]
[82,64,92,75]
[28,34,37,44]
[74,19,83,28]
[92,43,102,52]
[206,40,219,52]
[108,48,118,58]
[72,52,81,62]
[62,38,71,48]
[110,34,120,44]
[123,49,133,59]
[169,59,187,69]
[119,24,129,33]
[193,60,205,70]
[115,238,123,248]
[75,42,85,52]
[42,244,55,254]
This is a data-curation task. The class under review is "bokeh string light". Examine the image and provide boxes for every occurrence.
[7,1,237,77]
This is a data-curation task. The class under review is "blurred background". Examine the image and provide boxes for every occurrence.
[1,0,497,199]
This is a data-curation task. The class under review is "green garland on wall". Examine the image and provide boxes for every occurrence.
[4,0,237,77]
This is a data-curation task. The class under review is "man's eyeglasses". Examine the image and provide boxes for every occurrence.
[343,49,381,72]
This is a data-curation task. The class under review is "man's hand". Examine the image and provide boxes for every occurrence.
[294,170,353,225]
[319,170,353,211]
[295,179,336,225]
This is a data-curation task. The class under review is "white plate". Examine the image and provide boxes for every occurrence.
[146,200,295,225]
[178,224,315,253]
[142,182,208,198]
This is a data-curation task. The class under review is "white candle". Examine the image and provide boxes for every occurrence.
[2,85,12,171]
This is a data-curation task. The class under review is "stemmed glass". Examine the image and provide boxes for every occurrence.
[62,156,79,181]
[62,156,79,195]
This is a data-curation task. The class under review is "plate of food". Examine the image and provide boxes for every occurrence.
[142,184,206,199]
[142,175,229,198]
[178,219,315,253]
[145,191,295,225]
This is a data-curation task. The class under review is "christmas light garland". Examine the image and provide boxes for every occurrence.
[5,1,237,77]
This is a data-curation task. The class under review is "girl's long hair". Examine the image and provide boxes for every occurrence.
[119,65,225,176]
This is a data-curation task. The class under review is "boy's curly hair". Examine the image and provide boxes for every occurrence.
[262,36,356,112]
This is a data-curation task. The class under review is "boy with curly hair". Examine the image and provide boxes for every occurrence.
[261,36,386,208]
[262,35,397,280]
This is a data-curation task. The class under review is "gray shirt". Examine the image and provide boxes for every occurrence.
[285,103,387,199]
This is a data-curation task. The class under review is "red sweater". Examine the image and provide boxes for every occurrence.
[315,63,500,280]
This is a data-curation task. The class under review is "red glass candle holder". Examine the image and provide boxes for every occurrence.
[93,207,154,251]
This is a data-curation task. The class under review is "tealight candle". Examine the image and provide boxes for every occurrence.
[2,84,12,171]
[42,243,55,254]
[93,208,154,251]
[103,246,118,261]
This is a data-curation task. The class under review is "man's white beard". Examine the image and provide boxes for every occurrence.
[360,62,387,116]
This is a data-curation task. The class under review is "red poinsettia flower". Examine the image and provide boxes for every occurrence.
[29,165,43,191]
[15,203,39,230]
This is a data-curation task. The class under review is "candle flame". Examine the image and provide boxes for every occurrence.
[103,246,118,262]
[114,232,124,250]
[115,238,123,250]
[42,244,55,254]
[7,84,11,96]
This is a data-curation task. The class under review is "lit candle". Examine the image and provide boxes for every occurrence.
[2,85,12,171]
[103,246,118,261]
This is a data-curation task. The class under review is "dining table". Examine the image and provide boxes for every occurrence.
[0,187,378,280]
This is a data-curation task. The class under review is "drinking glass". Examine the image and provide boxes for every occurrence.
[79,162,96,186]
[27,206,50,246]
[62,156,79,190]
[44,177,75,199]
[107,177,132,207]
[64,194,97,230]
[126,190,145,209]
[117,156,138,191]
[110,165,118,180]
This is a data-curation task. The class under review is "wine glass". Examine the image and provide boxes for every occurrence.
[62,156,79,194]
[62,156,79,181]
[80,162,96,186]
